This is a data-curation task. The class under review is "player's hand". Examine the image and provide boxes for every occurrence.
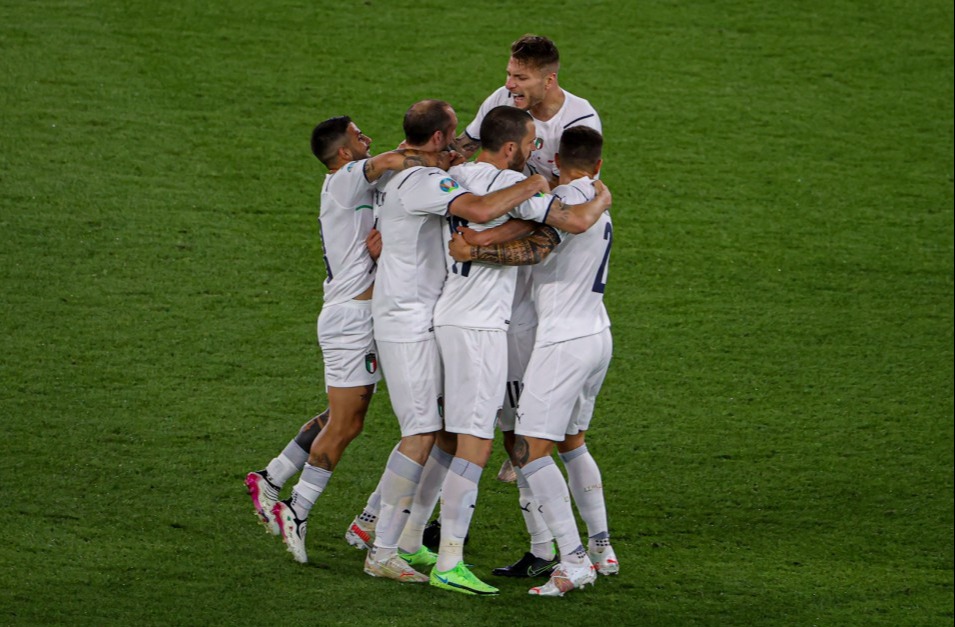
[456,225,481,245]
[448,150,466,167]
[448,232,472,262]
[593,180,612,210]
[365,228,382,261]
[527,173,550,195]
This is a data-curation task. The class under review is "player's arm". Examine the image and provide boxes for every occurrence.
[449,224,560,266]
[450,132,481,160]
[449,174,550,223]
[458,219,537,246]
[362,149,451,182]
[542,180,612,234]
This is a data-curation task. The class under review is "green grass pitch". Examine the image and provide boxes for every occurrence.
[1,1,952,625]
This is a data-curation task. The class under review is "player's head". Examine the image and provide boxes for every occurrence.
[310,116,372,168]
[556,126,603,177]
[403,99,458,150]
[505,34,560,111]
[480,105,538,172]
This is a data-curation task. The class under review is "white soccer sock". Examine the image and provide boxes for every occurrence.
[370,449,423,560]
[289,463,332,519]
[522,456,587,565]
[559,444,608,541]
[514,466,555,559]
[265,449,302,489]
[398,445,452,553]
[436,457,482,572]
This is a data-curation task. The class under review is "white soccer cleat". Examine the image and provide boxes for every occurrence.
[589,544,619,576]
[244,471,280,536]
[497,458,517,483]
[273,500,308,563]
[363,552,429,583]
[344,518,375,550]
[528,560,597,597]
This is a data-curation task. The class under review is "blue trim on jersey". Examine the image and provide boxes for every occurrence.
[486,169,507,193]
[396,167,426,189]
[540,194,558,225]
[446,192,473,216]
[562,113,596,129]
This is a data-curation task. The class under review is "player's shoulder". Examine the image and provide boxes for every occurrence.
[559,89,601,130]
[482,86,514,107]
[553,176,596,203]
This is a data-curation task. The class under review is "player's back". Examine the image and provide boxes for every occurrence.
[532,176,612,345]
[372,166,466,342]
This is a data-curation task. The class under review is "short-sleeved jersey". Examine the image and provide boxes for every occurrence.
[433,162,554,331]
[509,265,537,334]
[318,159,377,306]
[372,166,469,342]
[532,176,612,345]
[464,86,601,180]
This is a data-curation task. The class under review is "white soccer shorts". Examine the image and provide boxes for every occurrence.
[317,300,381,388]
[497,326,536,432]
[435,325,507,439]
[514,328,612,442]
[377,337,443,437]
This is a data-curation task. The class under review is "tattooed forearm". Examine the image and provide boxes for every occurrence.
[469,226,560,266]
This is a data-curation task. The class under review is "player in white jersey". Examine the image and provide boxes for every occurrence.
[362,99,553,583]
[454,34,601,187]
[244,116,451,564]
[427,105,613,595]
[448,126,615,596]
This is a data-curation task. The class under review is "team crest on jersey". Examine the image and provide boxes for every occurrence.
[365,352,378,374]
[439,178,460,193]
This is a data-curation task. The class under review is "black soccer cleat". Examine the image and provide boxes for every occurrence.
[422,519,469,552]
[491,552,558,578]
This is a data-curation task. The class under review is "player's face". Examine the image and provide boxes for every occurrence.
[346,122,372,159]
[507,120,538,172]
[505,59,550,111]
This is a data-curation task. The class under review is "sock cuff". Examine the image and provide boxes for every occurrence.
[387,449,423,481]
[558,444,589,464]
[522,455,556,478]
[430,445,455,469]
[514,466,529,489]
[449,456,484,483]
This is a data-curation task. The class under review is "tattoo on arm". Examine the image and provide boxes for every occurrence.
[513,435,530,467]
[470,226,560,266]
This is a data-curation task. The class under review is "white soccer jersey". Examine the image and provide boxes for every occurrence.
[432,161,554,331]
[464,86,601,180]
[372,166,469,342]
[532,176,612,345]
[318,158,377,306]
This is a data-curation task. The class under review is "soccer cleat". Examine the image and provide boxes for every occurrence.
[344,518,375,550]
[398,546,438,569]
[272,500,308,563]
[528,560,597,597]
[363,553,429,583]
[491,552,558,578]
[244,470,280,536]
[589,545,619,576]
[430,562,499,596]
[496,458,517,483]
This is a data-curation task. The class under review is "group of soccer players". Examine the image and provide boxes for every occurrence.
[245,34,618,598]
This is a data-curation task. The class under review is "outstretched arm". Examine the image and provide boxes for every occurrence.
[362,149,452,182]
[449,224,560,266]
[542,180,612,234]
[449,174,550,223]
[450,132,481,160]
[458,219,537,246]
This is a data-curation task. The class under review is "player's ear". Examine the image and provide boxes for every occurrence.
[593,157,603,176]
[554,152,561,169]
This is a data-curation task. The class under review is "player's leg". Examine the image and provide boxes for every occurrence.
[556,329,617,574]
[515,341,597,596]
[397,429,455,562]
[274,384,374,563]
[428,326,502,595]
[245,409,328,535]
[363,338,441,582]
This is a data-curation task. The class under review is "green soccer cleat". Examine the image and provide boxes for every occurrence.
[399,546,438,569]
[430,562,499,596]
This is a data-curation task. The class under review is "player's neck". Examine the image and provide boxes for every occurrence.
[476,152,509,171]
[558,169,594,186]
[531,87,565,122]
